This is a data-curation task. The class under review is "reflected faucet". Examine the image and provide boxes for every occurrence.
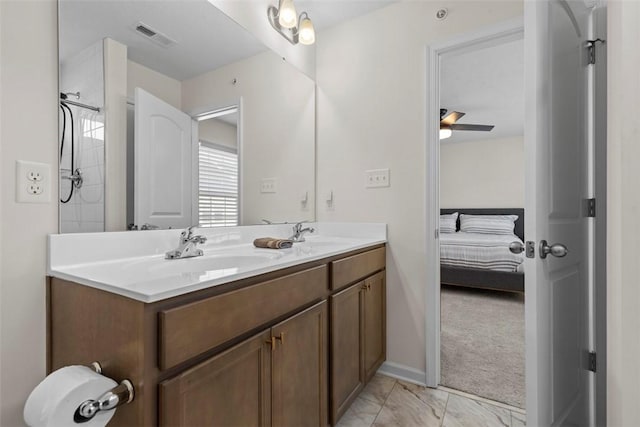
[289,222,315,243]
[165,226,207,259]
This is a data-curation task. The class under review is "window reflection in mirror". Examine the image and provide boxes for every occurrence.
[197,107,239,228]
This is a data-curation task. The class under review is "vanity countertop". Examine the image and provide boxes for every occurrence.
[48,222,386,303]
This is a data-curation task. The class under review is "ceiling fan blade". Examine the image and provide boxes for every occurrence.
[441,111,465,126]
[450,123,495,132]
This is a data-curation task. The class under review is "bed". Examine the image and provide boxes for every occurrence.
[440,208,525,293]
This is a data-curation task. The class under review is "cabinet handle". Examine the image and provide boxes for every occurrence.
[362,283,371,291]
[275,332,285,345]
[266,337,276,351]
[361,284,368,291]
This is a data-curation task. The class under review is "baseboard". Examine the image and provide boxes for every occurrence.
[377,361,427,387]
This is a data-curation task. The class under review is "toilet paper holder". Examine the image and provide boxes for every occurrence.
[73,362,135,423]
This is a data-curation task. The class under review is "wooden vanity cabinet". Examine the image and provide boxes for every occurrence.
[48,244,385,427]
[272,301,327,427]
[160,301,327,427]
[363,271,386,382]
[329,282,365,425]
[159,330,273,427]
[329,254,386,425]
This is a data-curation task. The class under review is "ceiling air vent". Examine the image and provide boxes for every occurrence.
[134,22,177,48]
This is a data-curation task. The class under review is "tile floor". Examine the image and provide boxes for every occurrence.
[337,374,526,427]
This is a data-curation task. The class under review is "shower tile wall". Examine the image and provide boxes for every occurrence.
[59,41,105,233]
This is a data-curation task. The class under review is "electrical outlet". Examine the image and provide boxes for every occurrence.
[260,178,277,193]
[28,170,44,181]
[16,160,51,203]
[28,183,43,195]
[365,168,390,188]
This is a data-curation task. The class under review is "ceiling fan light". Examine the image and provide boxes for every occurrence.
[440,128,452,140]
[278,0,298,29]
[298,15,315,45]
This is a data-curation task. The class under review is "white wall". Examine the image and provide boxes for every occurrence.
[103,38,128,232]
[316,1,524,377]
[607,1,640,425]
[182,50,315,225]
[127,60,182,109]
[0,1,58,425]
[440,136,524,209]
[199,118,238,150]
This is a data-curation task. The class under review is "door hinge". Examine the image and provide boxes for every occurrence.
[585,198,596,217]
[586,39,605,65]
[588,351,597,372]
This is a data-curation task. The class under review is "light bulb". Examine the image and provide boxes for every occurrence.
[278,0,297,29]
[298,16,315,45]
[440,128,452,139]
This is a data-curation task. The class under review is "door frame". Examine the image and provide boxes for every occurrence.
[424,17,525,389]
[191,98,244,226]
[425,9,606,424]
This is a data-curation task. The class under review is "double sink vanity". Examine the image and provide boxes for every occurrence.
[47,223,387,426]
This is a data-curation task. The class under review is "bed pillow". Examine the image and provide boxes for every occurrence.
[459,214,518,235]
[440,212,459,234]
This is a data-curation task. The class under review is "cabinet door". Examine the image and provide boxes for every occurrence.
[272,301,328,427]
[159,330,272,427]
[363,271,386,381]
[330,282,364,425]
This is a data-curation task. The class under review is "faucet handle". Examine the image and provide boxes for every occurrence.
[292,220,311,232]
[191,235,207,244]
[181,226,197,239]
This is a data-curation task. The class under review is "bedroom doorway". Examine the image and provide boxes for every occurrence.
[425,4,607,425]
[437,33,526,410]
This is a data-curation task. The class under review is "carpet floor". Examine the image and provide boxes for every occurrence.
[440,285,525,409]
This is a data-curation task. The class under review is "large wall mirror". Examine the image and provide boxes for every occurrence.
[58,0,316,233]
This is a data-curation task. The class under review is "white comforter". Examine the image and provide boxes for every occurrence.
[440,232,524,272]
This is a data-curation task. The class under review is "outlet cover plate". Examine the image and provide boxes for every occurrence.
[16,160,51,203]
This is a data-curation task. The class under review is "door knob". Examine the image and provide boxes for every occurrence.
[539,240,569,259]
[509,241,525,254]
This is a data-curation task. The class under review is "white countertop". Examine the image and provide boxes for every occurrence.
[48,222,386,303]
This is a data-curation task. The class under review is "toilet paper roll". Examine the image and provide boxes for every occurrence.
[24,365,118,427]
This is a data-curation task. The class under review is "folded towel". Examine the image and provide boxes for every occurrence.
[253,237,294,249]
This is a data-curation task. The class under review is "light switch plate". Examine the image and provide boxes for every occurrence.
[16,160,51,203]
[365,168,390,188]
[260,178,277,193]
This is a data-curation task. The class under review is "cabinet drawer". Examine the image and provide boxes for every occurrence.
[331,247,385,290]
[159,265,328,370]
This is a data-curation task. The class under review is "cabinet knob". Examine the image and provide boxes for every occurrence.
[266,337,276,351]
[275,332,285,345]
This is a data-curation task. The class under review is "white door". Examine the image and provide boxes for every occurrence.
[134,88,194,230]
[525,1,593,425]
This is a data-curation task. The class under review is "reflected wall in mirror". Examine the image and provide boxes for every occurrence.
[58,0,316,233]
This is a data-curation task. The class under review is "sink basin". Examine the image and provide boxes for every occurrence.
[150,253,283,275]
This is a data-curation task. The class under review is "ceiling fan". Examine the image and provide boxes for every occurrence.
[440,108,494,139]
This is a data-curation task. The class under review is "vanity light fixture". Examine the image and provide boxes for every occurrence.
[268,0,316,46]
[440,128,452,140]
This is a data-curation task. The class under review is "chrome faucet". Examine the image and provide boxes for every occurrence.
[165,226,207,259]
[289,222,315,243]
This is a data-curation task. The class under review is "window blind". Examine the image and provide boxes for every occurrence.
[198,141,238,227]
